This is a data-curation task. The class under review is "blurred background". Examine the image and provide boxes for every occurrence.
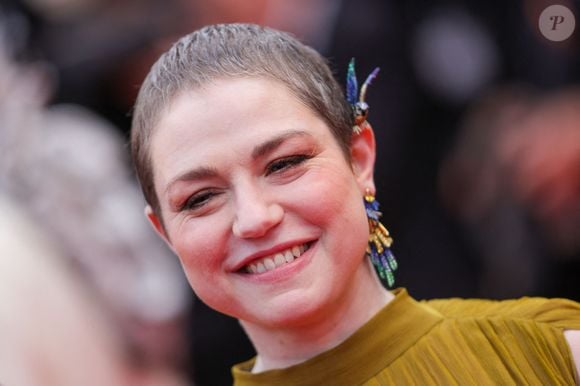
[0,0,578,385]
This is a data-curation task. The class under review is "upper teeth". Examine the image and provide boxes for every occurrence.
[246,244,307,274]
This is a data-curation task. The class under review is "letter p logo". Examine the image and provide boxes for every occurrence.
[550,15,566,30]
[539,5,576,41]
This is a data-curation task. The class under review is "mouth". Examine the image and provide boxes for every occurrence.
[242,242,312,274]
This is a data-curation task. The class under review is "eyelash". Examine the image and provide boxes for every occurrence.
[265,154,311,176]
[179,154,312,212]
[180,189,220,211]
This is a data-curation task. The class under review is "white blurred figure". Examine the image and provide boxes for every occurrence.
[0,196,130,386]
[0,10,189,385]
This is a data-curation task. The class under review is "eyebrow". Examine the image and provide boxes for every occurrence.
[251,129,310,160]
[165,129,311,194]
[165,166,219,194]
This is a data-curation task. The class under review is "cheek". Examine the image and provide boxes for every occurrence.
[177,245,237,316]
[296,168,368,247]
[170,216,230,295]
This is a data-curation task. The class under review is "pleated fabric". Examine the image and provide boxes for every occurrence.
[232,289,580,386]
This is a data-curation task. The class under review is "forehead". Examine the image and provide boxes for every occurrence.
[154,77,313,137]
[149,77,334,184]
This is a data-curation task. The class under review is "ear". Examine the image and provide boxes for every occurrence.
[350,124,376,193]
[145,205,176,254]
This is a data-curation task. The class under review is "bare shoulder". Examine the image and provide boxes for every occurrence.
[564,330,580,383]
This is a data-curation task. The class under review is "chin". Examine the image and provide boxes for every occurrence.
[241,284,343,329]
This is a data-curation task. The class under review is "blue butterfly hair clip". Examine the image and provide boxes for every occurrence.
[346,58,380,134]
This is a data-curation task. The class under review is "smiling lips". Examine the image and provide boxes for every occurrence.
[244,243,310,274]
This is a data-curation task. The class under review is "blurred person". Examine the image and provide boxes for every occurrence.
[440,86,580,300]
[0,195,131,386]
[0,13,190,386]
[498,88,580,252]
[131,24,580,385]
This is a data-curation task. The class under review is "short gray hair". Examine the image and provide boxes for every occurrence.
[131,23,352,214]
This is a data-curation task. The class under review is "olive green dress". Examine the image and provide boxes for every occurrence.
[232,289,580,385]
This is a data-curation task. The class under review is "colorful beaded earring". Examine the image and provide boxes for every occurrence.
[346,58,380,134]
[347,58,398,286]
[364,190,398,287]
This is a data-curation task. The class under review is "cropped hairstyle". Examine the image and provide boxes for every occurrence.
[131,23,353,215]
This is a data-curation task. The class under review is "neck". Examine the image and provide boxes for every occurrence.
[240,261,394,373]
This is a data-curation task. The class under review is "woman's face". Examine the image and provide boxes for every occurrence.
[148,77,376,327]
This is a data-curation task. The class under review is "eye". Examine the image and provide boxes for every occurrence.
[180,189,220,212]
[265,155,311,176]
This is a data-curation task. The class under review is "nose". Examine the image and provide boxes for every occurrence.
[232,184,283,239]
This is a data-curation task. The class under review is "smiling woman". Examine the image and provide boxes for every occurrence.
[131,24,580,385]
[146,76,379,337]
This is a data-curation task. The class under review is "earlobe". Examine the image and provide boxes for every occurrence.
[350,124,377,193]
[145,205,175,253]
